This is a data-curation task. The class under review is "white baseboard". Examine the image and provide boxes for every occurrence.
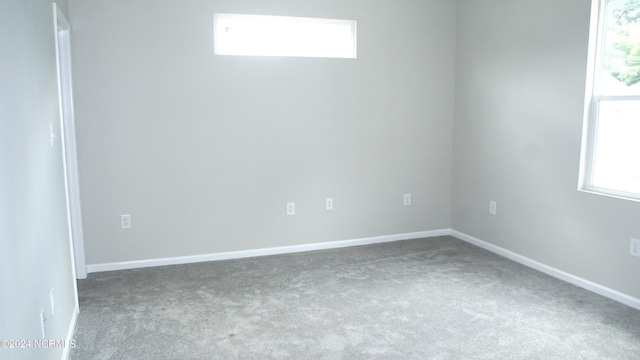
[450,230,640,311]
[87,229,450,273]
[61,303,79,360]
[86,228,640,311]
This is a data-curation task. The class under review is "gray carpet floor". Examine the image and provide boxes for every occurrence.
[70,236,640,359]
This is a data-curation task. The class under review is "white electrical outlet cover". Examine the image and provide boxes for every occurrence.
[286,202,295,216]
[326,198,333,211]
[120,214,131,229]
[631,238,640,257]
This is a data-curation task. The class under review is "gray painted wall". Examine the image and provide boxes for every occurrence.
[454,0,640,299]
[69,0,456,265]
[0,0,78,359]
[69,0,640,303]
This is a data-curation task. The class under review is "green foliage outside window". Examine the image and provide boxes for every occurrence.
[608,0,640,86]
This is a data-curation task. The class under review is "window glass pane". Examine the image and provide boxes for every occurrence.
[601,0,640,95]
[580,0,640,201]
[592,100,640,194]
[214,14,357,59]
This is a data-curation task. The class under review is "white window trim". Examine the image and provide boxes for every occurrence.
[579,0,640,202]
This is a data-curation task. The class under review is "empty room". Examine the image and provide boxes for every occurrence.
[2,0,640,359]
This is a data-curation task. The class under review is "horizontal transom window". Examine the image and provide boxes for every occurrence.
[213,13,357,59]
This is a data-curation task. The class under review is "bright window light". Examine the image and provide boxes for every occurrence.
[580,0,640,201]
[213,14,357,59]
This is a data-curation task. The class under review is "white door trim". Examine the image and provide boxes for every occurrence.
[53,3,87,280]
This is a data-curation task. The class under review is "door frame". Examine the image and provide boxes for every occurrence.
[53,3,87,280]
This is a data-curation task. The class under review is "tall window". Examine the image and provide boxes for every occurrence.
[581,0,640,201]
[213,14,357,59]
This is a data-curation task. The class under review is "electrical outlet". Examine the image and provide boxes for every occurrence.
[631,238,640,258]
[286,202,295,216]
[40,308,46,339]
[489,201,497,215]
[325,198,333,211]
[120,214,131,229]
[50,288,55,315]
[403,193,412,206]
